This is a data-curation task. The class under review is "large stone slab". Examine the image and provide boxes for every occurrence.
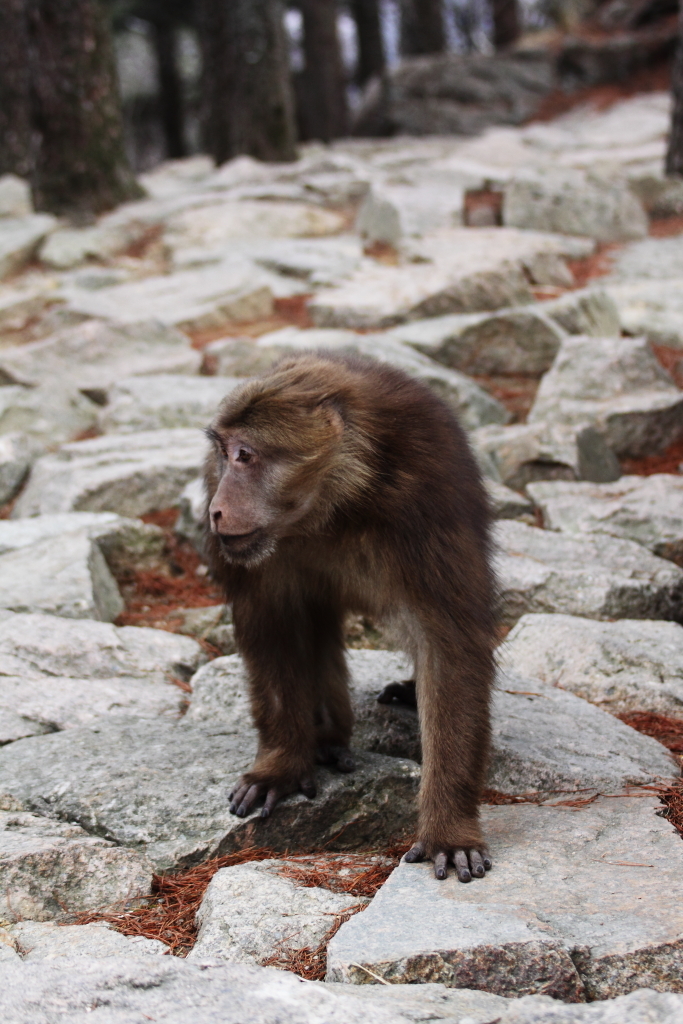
[13,428,207,518]
[356,182,464,246]
[471,423,620,491]
[0,531,124,621]
[308,228,592,329]
[250,327,508,429]
[188,651,674,796]
[0,718,420,871]
[493,519,683,625]
[527,474,683,564]
[99,374,240,434]
[327,796,683,1000]
[0,215,57,279]
[0,320,200,399]
[62,262,274,334]
[0,384,99,452]
[502,613,683,719]
[8,921,167,959]
[528,336,683,458]
[0,433,31,504]
[606,234,683,283]
[188,859,363,965]
[502,170,648,243]
[0,810,152,923]
[0,612,206,684]
[606,278,683,349]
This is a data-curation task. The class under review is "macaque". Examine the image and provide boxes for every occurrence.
[204,352,495,881]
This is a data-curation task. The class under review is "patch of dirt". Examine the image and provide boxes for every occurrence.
[565,243,620,288]
[471,373,540,423]
[620,435,683,476]
[363,241,400,264]
[528,63,671,124]
[188,295,313,350]
[652,343,683,389]
[649,215,683,238]
[113,510,222,633]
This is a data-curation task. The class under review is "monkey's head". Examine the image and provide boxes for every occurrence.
[205,356,373,566]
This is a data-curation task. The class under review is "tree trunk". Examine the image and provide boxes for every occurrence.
[666,8,683,176]
[350,0,385,85]
[400,0,446,56]
[27,0,141,217]
[198,0,297,164]
[0,0,33,178]
[152,21,186,159]
[491,0,521,50]
[296,0,349,142]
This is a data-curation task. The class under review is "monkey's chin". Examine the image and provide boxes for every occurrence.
[218,530,277,567]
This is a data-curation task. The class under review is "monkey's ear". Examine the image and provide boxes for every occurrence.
[318,400,344,438]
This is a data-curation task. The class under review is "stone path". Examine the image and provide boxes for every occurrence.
[0,90,682,1021]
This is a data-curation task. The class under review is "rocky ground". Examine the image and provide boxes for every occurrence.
[0,90,683,1023]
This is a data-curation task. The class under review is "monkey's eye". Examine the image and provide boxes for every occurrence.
[236,448,252,464]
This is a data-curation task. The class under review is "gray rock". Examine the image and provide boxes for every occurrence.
[527,475,683,564]
[0,810,152,922]
[472,423,620,491]
[485,479,534,520]
[0,511,165,575]
[0,433,30,504]
[0,214,57,279]
[176,475,206,550]
[527,336,683,458]
[0,612,206,684]
[397,306,567,377]
[202,336,285,378]
[0,175,33,218]
[236,235,363,288]
[0,279,57,336]
[13,428,207,518]
[0,384,99,451]
[63,261,274,334]
[251,327,509,429]
[605,278,683,349]
[175,606,235,654]
[327,796,683,1000]
[39,216,153,271]
[9,920,167,959]
[539,288,621,338]
[502,613,683,718]
[189,651,673,796]
[0,319,201,398]
[0,718,420,871]
[503,171,648,243]
[493,519,683,625]
[189,859,363,965]
[99,375,240,434]
[356,182,464,246]
[308,228,591,329]
[0,531,124,621]
[629,172,683,218]
[606,234,683,283]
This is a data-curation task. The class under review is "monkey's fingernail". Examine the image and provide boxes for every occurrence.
[458,869,472,882]
[484,857,492,870]
[436,867,447,880]
[473,864,485,877]
[260,807,270,819]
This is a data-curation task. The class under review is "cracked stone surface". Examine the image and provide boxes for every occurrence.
[7,920,167,959]
[327,797,683,1000]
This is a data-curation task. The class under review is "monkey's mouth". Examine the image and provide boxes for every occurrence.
[218,528,273,565]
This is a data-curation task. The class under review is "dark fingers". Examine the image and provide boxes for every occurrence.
[469,849,486,878]
[454,849,472,883]
[404,841,426,863]
[235,783,263,817]
[299,776,317,799]
[434,852,448,880]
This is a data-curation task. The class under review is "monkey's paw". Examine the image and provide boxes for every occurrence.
[229,772,317,819]
[404,840,492,882]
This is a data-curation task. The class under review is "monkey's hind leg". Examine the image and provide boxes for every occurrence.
[313,605,355,774]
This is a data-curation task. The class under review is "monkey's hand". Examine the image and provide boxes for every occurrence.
[376,679,417,707]
[404,840,492,882]
[229,769,317,819]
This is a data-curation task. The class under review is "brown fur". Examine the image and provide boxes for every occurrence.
[204,352,496,878]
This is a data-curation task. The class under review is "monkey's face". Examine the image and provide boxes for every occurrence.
[206,428,325,567]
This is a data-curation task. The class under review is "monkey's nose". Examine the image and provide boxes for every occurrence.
[210,507,222,532]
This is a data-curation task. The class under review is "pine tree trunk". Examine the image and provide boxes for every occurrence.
[28,0,141,217]
[152,21,186,159]
[491,0,521,50]
[666,9,683,176]
[198,0,297,164]
[0,0,33,178]
[350,0,385,85]
[400,0,446,56]
[297,0,349,142]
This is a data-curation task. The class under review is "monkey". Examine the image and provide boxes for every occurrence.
[203,351,496,882]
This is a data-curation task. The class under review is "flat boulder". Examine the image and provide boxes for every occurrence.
[0,810,152,923]
[12,428,207,518]
[527,474,683,564]
[0,433,31,504]
[0,215,57,279]
[99,375,239,434]
[606,278,683,349]
[0,384,99,452]
[527,336,683,458]
[327,796,683,1000]
[502,613,683,718]
[493,519,683,625]
[8,921,167,959]
[0,320,200,399]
